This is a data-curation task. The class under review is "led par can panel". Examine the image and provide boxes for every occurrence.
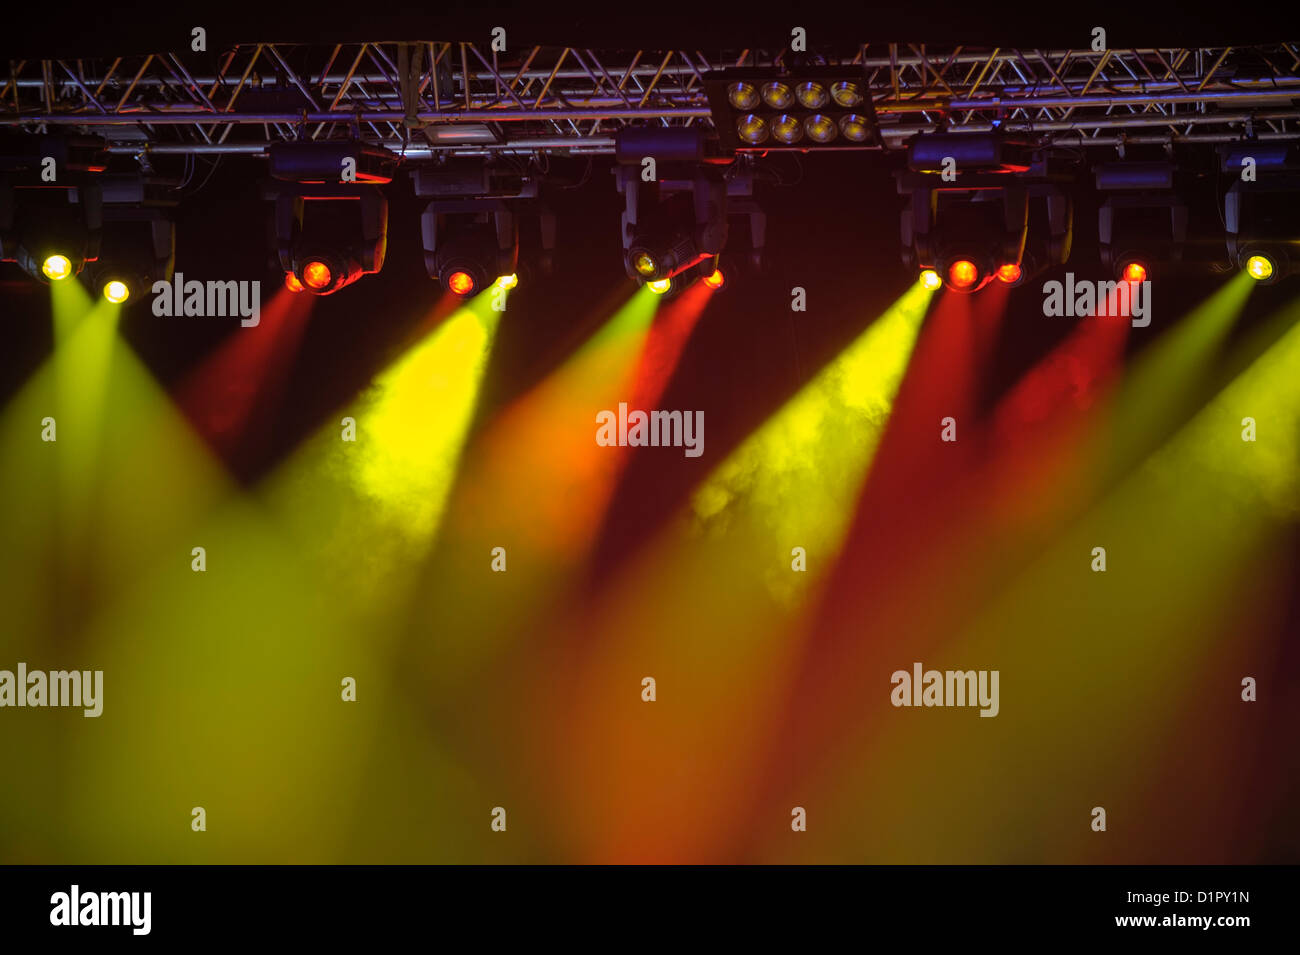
[704,69,881,153]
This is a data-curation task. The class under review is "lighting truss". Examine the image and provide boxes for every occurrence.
[2,43,1299,160]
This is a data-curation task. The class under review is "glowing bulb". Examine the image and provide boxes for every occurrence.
[996,263,1022,284]
[495,273,518,290]
[447,270,475,295]
[1122,262,1147,284]
[285,273,304,293]
[632,252,658,277]
[703,269,725,289]
[948,260,978,289]
[302,260,332,290]
[919,269,942,290]
[1245,254,1274,281]
[42,254,72,281]
[103,280,130,303]
[647,278,671,294]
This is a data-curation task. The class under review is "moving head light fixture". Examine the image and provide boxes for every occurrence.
[899,133,1045,293]
[416,159,554,297]
[0,133,109,285]
[1095,160,1189,283]
[265,140,395,296]
[704,68,881,151]
[614,128,729,289]
[1221,143,1300,284]
[80,173,177,305]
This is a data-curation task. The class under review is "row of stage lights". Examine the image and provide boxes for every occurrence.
[4,112,1300,307]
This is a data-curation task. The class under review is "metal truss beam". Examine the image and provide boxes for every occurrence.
[4,42,1299,158]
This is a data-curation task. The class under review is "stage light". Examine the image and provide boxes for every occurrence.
[996,263,1022,284]
[772,114,804,145]
[448,270,476,296]
[727,82,759,110]
[795,81,828,109]
[302,260,333,290]
[103,279,129,303]
[266,147,391,297]
[1122,261,1148,284]
[417,161,534,297]
[495,273,518,289]
[948,259,979,289]
[1245,254,1275,281]
[920,269,942,290]
[615,148,727,284]
[838,114,873,143]
[804,114,837,144]
[736,114,769,145]
[647,278,672,294]
[42,254,73,281]
[703,268,725,289]
[831,81,864,107]
[285,273,304,293]
[706,69,879,151]
[761,81,794,109]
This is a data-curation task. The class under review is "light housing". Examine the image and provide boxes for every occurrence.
[705,68,880,152]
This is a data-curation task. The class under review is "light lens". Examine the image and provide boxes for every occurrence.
[795,81,828,109]
[42,254,72,281]
[948,260,979,289]
[803,114,837,143]
[831,81,863,107]
[447,270,475,295]
[760,81,793,109]
[996,263,1022,284]
[285,273,304,293]
[302,260,332,290]
[1122,262,1147,284]
[736,114,768,145]
[647,278,671,294]
[703,268,725,289]
[838,113,872,142]
[727,82,759,110]
[495,273,518,289]
[632,251,658,277]
[1245,254,1274,281]
[920,269,942,290]
[771,114,804,144]
[103,280,130,303]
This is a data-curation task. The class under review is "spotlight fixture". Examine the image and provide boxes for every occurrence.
[0,134,108,285]
[79,173,178,306]
[1221,144,1300,284]
[614,129,729,284]
[417,160,552,296]
[1096,161,1188,280]
[264,140,394,296]
[705,69,881,152]
[899,133,1074,293]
